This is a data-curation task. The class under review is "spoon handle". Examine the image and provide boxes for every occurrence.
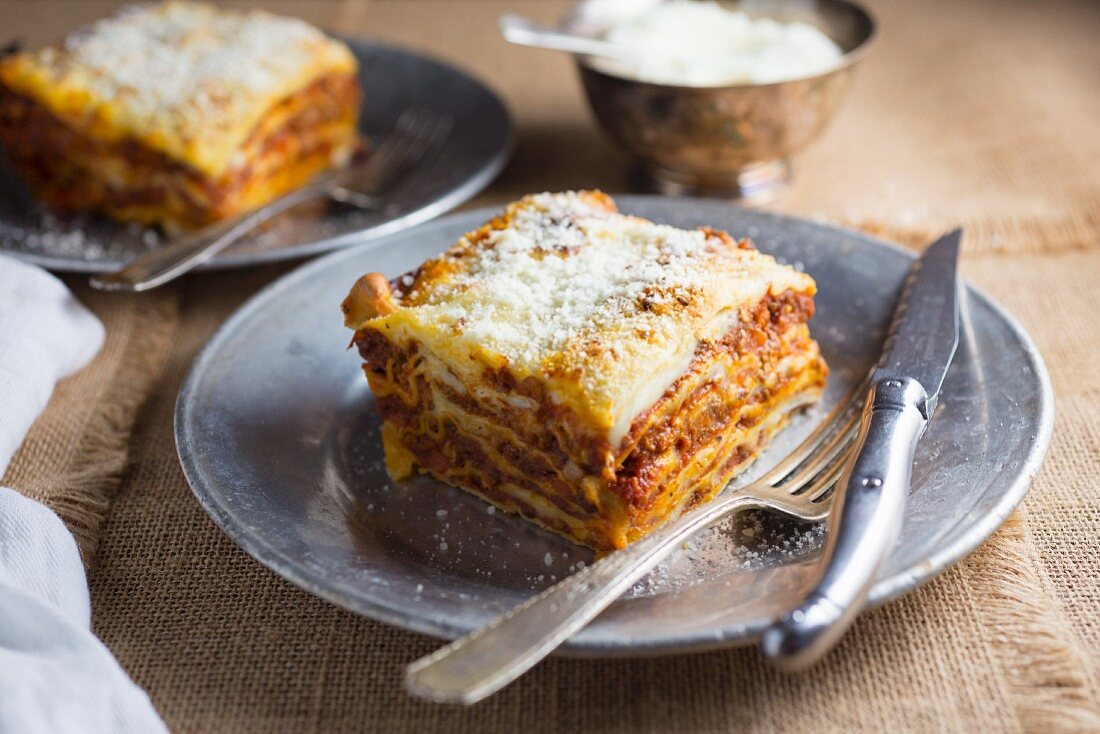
[499,14,635,61]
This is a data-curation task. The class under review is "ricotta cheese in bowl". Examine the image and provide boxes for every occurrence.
[593,1,844,87]
[568,0,874,201]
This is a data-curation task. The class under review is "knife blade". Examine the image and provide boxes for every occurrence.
[874,229,962,418]
[761,229,963,670]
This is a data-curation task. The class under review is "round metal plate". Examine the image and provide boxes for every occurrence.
[176,197,1053,655]
[0,39,512,273]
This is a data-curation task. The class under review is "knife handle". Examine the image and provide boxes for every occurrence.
[761,376,927,670]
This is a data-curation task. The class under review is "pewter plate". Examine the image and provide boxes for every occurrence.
[176,197,1053,655]
[0,39,512,273]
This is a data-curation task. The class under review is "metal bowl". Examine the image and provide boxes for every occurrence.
[565,0,876,203]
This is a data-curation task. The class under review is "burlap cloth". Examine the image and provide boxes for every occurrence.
[5,0,1099,730]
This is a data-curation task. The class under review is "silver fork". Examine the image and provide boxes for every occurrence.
[405,374,871,704]
[89,110,454,292]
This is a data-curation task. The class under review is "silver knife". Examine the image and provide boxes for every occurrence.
[761,228,962,670]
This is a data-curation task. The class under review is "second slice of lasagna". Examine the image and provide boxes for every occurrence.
[343,192,828,551]
[0,1,360,231]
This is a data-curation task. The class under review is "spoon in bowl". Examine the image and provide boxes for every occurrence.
[498,14,638,62]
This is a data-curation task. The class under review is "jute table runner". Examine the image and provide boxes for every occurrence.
[5,0,1099,730]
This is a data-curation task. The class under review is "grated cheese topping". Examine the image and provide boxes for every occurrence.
[405,194,710,360]
[380,192,816,439]
[0,1,357,177]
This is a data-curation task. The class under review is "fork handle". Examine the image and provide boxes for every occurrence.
[405,491,760,704]
[761,376,927,670]
[88,182,330,292]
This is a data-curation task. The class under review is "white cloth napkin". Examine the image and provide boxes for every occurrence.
[0,255,103,476]
[0,255,166,733]
[0,488,167,733]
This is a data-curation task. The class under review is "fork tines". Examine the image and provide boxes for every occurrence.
[357,110,455,194]
[758,371,872,504]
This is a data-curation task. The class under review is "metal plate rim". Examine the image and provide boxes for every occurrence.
[176,197,1054,656]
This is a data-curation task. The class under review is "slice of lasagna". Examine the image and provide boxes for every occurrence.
[342,192,828,551]
[0,1,360,231]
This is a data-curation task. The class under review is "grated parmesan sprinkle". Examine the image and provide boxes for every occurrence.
[409,192,807,369]
[417,193,726,363]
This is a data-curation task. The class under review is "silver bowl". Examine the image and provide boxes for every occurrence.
[565,0,876,203]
